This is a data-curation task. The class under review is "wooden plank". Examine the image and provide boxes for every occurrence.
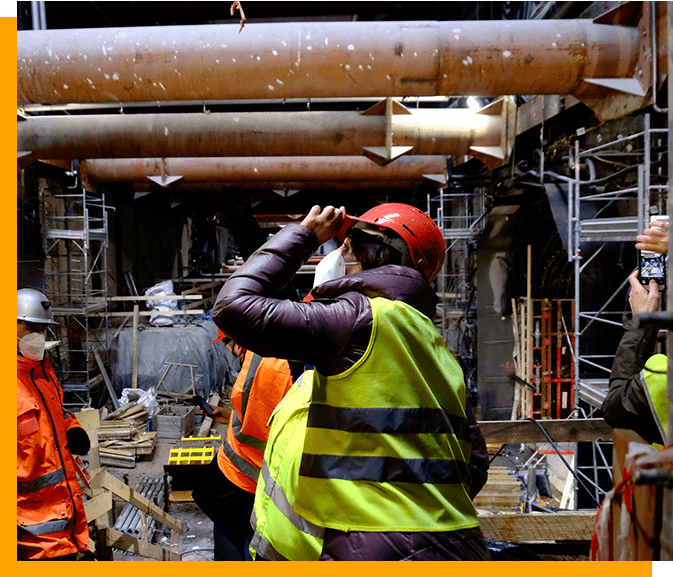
[132,304,139,389]
[91,309,205,317]
[479,418,613,444]
[113,315,130,340]
[104,401,137,421]
[94,350,120,410]
[98,470,184,533]
[182,293,217,310]
[111,403,147,420]
[76,408,102,471]
[83,491,113,522]
[181,280,223,295]
[87,295,202,301]
[611,428,661,560]
[478,511,596,542]
[101,527,181,561]
[525,245,533,419]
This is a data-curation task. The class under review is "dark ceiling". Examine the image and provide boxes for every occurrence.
[17,1,592,30]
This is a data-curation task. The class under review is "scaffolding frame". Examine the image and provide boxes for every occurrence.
[42,186,111,410]
[570,114,667,409]
[568,113,668,503]
[428,184,487,402]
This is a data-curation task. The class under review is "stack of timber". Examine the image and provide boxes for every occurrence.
[474,467,525,513]
[474,417,614,548]
[94,402,156,467]
[100,432,157,458]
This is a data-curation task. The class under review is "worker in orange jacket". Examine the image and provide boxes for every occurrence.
[17,288,91,560]
[192,328,300,560]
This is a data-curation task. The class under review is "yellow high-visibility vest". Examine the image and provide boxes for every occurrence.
[295,297,481,533]
[642,354,670,449]
[249,372,324,561]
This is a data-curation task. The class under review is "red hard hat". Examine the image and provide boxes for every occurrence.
[212,327,228,345]
[340,203,445,283]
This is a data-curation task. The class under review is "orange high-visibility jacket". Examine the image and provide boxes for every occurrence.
[17,355,90,560]
[218,352,295,493]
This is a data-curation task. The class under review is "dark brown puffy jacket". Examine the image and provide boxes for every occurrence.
[602,317,665,445]
[212,223,489,497]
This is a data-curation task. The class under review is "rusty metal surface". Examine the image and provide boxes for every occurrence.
[17,19,640,105]
[572,1,668,121]
[80,156,449,183]
[17,108,504,160]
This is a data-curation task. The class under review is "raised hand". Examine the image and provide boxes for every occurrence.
[635,220,669,255]
[628,269,660,315]
[300,205,347,246]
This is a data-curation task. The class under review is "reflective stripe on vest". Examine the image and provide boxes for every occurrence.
[259,461,324,538]
[300,452,471,485]
[18,516,73,537]
[221,353,269,482]
[295,297,479,533]
[250,461,325,561]
[227,401,266,452]
[642,354,669,444]
[17,467,67,494]
[307,404,471,440]
[250,375,324,561]
[249,530,289,561]
[239,354,263,420]
[222,436,260,482]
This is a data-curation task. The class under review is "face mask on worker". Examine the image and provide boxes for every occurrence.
[314,249,347,287]
[18,332,46,361]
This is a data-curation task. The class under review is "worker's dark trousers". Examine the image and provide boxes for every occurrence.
[192,457,255,560]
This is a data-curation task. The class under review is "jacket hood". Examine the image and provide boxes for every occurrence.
[310,264,438,319]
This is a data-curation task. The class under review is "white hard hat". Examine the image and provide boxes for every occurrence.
[17,288,59,325]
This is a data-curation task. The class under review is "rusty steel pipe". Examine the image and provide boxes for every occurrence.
[17,19,640,105]
[18,109,503,160]
[131,180,422,192]
[81,156,449,184]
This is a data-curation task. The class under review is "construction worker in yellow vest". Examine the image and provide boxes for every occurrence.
[214,204,491,561]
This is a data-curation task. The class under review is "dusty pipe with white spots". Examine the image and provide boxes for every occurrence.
[17,19,640,105]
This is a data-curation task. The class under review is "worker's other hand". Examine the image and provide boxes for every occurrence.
[628,269,660,315]
[636,220,669,255]
[65,426,91,455]
[206,405,231,425]
[300,205,346,246]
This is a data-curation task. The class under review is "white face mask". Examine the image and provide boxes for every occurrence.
[18,332,46,361]
[313,249,347,287]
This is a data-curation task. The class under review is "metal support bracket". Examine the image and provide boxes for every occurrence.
[573,1,667,122]
[468,95,517,170]
[362,97,414,166]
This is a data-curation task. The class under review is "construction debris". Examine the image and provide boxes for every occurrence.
[113,476,165,544]
[85,401,156,467]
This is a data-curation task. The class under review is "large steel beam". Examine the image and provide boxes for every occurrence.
[18,103,511,167]
[18,18,642,105]
[80,156,449,185]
